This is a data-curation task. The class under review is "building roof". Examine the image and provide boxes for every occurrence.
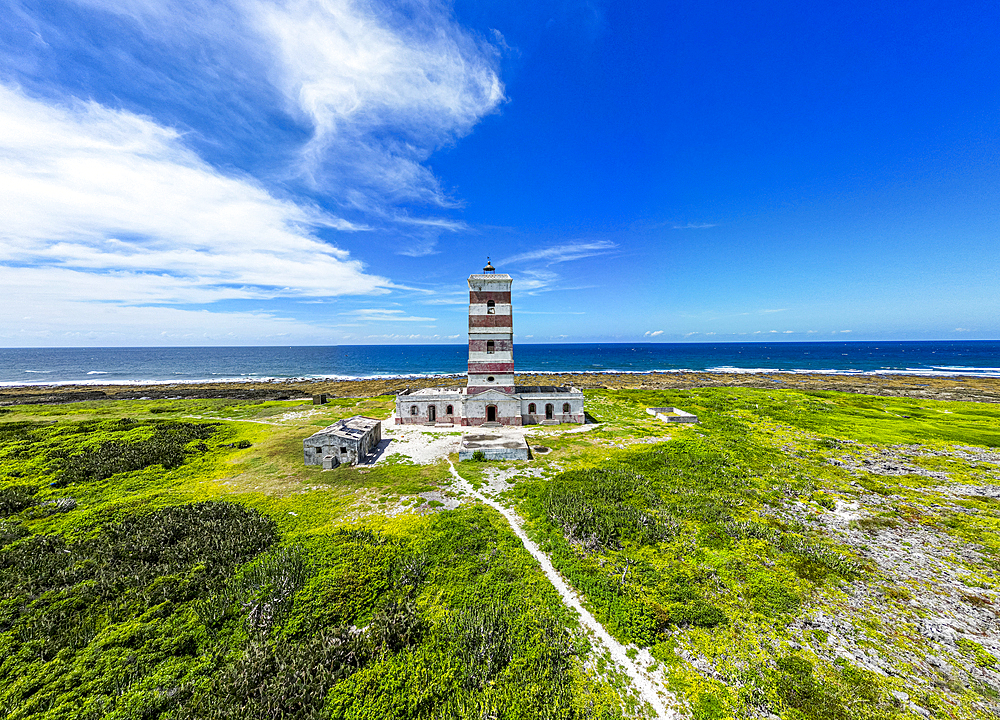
[398,387,463,396]
[514,385,575,393]
[306,415,380,442]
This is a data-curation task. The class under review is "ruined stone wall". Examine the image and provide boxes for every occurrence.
[462,396,522,426]
[518,393,585,424]
[395,394,463,425]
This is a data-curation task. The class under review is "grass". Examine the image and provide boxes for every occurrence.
[2,387,1000,718]
[471,387,1000,719]
[0,395,628,719]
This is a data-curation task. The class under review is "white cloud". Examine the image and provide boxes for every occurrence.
[644,330,663,337]
[0,84,390,300]
[364,333,451,341]
[59,0,504,256]
[420,295,469,306]
[672,222,716,230]
[352,309,437,323]
[0,84,401,340]
[254,0,504,206]
[503,240,616,266]
[0,299,326,346]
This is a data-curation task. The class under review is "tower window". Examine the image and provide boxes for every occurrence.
[486,300,495,314]
[486,340,495,354]
[487,376,495,382]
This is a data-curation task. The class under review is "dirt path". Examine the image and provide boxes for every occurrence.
[446,459,676,719]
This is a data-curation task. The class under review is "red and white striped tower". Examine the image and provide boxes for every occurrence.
[467,259,514,394]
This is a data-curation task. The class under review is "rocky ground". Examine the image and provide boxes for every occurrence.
[736,440,1000,718]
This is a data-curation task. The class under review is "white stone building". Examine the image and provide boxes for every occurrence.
[303,416,382,468]
[396,262,585,426]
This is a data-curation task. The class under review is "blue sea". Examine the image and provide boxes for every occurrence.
[0,341,998,387]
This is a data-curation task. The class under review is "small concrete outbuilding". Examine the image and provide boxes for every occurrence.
[303,416,381,469]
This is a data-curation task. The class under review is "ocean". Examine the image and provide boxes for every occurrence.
[0,341,998,387]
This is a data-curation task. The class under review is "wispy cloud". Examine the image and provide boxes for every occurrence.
[255,0,504,208]
[420,296,469,306]
[519,310,586,315]
[364,333,453,341]
[672,222,717,230]
[644,330,663,337]
[0,86,391,310]
[352,309,437,323]
[502,240,616,266]
[23,0,504,259]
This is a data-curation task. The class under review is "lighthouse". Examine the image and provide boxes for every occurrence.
[393,261,584,428]
[466,259,514,394]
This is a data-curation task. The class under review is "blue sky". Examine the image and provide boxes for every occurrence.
[1,0,998,346]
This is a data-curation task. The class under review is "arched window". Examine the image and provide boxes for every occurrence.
[486,300,495,314]
[410,405,418,416]
[528,403,536,414]
[563,403,571,413]
[446,405,453,415]
[486,340,495,354]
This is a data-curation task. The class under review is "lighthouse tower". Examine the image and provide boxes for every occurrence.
[467,259,514,394]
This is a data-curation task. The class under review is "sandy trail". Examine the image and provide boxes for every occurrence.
[446,459,676,719]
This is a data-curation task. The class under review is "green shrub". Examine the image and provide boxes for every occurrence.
[0,484,37,516]
[52,421,218,487]
[178,628,367,720]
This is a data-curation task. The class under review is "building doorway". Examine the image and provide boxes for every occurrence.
[428,405,436,422]
[545,403,554,420]
[487,405,497,422]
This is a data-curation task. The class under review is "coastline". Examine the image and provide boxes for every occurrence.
[3,369,1000,405]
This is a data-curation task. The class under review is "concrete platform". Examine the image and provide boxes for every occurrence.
[646,407,698,423]
[459,433,530,461]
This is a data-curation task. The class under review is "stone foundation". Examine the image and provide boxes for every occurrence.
[458,433,530,461]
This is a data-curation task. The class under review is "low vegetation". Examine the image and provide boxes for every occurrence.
[504,388,1000,719]
[1,387,998,718]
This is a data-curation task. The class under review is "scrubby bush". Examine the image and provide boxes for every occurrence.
[0,501,278,697]
[52,421,218,486]
[0,484,37,516]
[178,628,367,720]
